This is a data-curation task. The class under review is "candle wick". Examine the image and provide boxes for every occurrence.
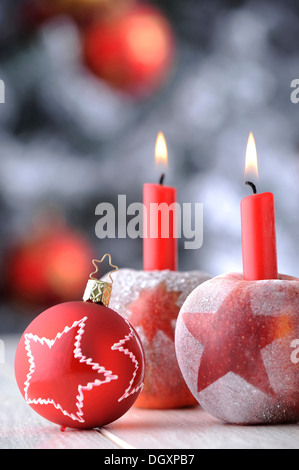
[159,173,166,186]
[245,181,257,195]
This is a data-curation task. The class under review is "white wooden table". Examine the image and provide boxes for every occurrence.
[1,334,299,450]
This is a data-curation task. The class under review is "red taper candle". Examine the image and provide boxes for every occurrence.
[241,133,278,281]
[143,133,178,271]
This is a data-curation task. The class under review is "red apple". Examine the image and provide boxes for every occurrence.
[104,269,211,409]
[175,272,299,424]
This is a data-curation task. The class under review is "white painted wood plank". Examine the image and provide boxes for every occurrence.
[0,374,120,449]
[0,335,118,449]
[99,428,136,449]
[3,334,299,449]
[0,374,119,449]
[106,404,299,449]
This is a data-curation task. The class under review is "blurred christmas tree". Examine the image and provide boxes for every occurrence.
[0,0,299,331]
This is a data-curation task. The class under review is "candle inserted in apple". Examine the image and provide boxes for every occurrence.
[143,133,178,272]
[241,133,278,281]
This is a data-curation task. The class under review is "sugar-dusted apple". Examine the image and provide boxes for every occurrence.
[105,269,211,409]
[175,272,299,424]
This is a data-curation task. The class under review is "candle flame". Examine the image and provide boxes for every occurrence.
[155,132,168,168]
[245,132,258,178]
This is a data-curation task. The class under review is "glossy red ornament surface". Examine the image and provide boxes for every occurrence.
[83,4,175,95]
[15,301,145,429]
[105,269,211,409]
[175,273,299,424]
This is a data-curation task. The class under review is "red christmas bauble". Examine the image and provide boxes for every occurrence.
[4,228,94,306]
[83,3,175,96]
[15,301,145,429]
[175,273,299,424]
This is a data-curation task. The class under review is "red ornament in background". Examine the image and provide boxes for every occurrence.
[175,273,299,425]
[4,222,94,307]
[15,255,145,430]
[83,3,175,96]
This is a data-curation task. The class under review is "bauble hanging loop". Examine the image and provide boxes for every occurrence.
[83,254,119,307]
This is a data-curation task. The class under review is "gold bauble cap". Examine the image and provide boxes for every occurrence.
[83,254,118,307]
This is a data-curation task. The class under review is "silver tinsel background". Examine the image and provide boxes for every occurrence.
[0,0,299,332]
